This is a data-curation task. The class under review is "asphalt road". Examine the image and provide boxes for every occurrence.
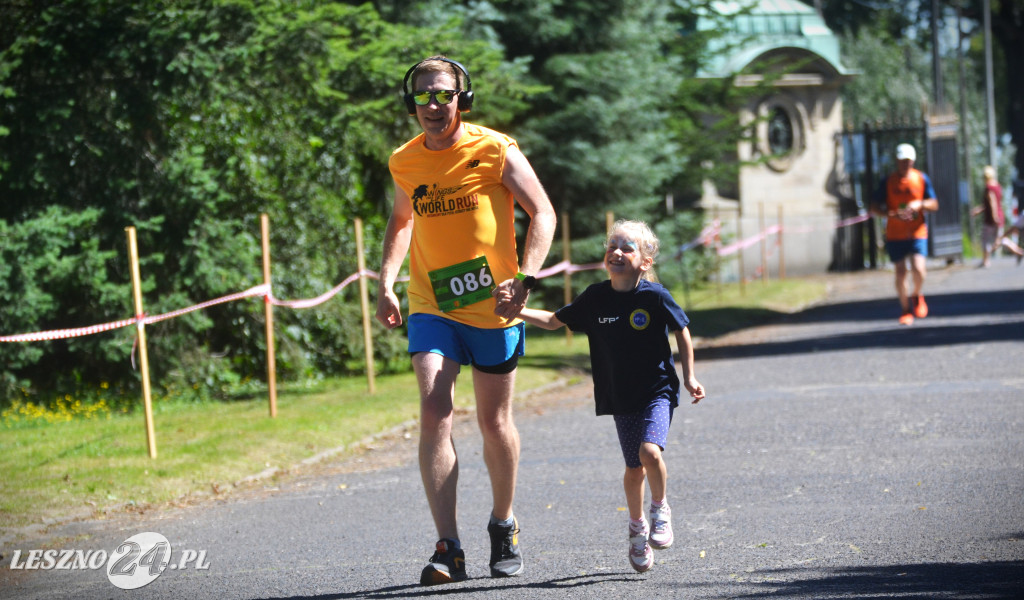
[3,258,1023,599]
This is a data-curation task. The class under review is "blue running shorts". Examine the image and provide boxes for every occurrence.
[885,238,928,262]
[407,313,525,374]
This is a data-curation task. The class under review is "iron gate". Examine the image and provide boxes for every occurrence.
[925,114,963,260]
[839,114,962,270]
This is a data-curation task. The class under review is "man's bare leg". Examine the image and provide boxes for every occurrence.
[473,367,524,577]
[472,368,519,521]
[894,260,910,314]
[414,352,462,541]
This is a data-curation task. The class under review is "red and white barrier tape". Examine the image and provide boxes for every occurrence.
[143,284,270,325]
[268,270,414,309]
[269,272,364,310]
[1,285,269,343]
[0,317,142,343]
[676,220,723,254]
[781,213,871,235]
[536,260,605,278]
[717,213,870,255]
[2,215,874,344]
[717,224,783,257]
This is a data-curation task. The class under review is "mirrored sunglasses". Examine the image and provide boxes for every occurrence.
[411,90,459,106]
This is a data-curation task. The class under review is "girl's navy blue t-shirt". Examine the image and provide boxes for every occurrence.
[555,279,689,416]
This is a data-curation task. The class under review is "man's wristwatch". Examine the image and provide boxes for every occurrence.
[515,272,538,291]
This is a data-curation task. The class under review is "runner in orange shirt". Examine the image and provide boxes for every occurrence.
[871,144,939,325]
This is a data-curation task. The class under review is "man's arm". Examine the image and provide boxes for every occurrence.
[495,144,557,320]
[917,172,939,213]
[375,183,414,329]
[901,195,937,218]
[915,196,939,213]
[503,145,557,275]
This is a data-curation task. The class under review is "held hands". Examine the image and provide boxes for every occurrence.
[375,279,528,328]
[492,278,528,320]
[685,376,706,404]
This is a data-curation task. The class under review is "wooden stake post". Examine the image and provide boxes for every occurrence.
[562,211,572,345]
[260,214,278,418]
[126,227,157,458]
[355,218,376,393]
[778,205,786,279]
[714,207,722,299]
[759,202,768,284]
[737,216,746,296]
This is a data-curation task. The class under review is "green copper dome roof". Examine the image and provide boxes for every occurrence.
[695,0,852,78]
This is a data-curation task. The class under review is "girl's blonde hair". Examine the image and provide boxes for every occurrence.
[608,219,660,282]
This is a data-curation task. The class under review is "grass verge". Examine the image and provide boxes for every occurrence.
[0,277,825,533]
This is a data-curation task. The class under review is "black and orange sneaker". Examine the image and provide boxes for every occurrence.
[487,517,524,577]
[420,539,467,586]
[913,295,928,318]
[898,312,914,326]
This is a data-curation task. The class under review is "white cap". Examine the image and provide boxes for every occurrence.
[895,143,916,161]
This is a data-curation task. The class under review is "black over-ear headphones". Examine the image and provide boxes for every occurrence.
[402,57,474,115]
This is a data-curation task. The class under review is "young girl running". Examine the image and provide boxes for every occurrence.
[513,219,705,573]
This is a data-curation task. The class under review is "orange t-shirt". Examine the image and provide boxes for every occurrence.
[389,123,521,328]
[878,168,933,241]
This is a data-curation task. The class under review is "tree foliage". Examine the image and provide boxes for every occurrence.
[820,0,1024,177]
[838,28,932,126]
[484,1,683,236]
[0,0,729,401]
[0,0,514,400]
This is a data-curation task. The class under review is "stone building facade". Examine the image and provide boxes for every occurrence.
[696,0,855,277]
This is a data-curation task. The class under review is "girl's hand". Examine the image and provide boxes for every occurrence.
[685,377,705,404]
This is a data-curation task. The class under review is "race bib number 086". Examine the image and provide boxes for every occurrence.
[429,256,495,312]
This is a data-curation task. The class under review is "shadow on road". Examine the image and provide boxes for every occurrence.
[722,559,1024,599]
[696,289,1024,361]
[790,288,1023,324]
[243,559,1024,599]
[687,306,791,339]
[256,572,639,599]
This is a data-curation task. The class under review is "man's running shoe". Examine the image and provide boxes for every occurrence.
[420,539,467,586]
[913,295,928,318]
[898,312,914,326]
[487,517,524,577]
[628,518,654,573]
[649,501,674,550]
